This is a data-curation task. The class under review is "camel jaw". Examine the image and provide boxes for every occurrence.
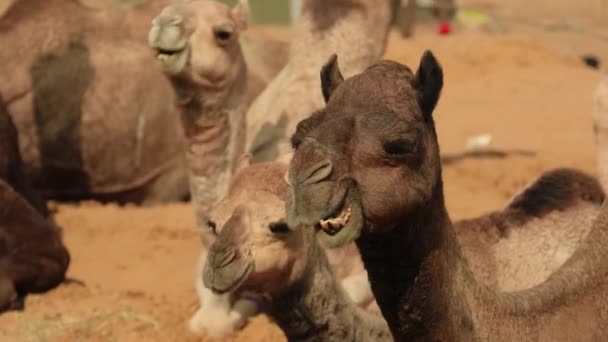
[289,184,364,248]
[315,197,364,248]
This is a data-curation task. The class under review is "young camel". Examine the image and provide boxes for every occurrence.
[0,97,70,313]
[246,0,393,162]
[286,52,608,340]
[202,160,391,341]
[148,0,250,228]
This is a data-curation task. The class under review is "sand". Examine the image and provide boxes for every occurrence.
[1,1,607,341]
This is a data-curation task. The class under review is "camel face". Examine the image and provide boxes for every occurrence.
[286,52,444,247]
[203,170,307,297]
[148,0,247,96]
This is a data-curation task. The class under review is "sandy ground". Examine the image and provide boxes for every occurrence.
[1,1,608,341]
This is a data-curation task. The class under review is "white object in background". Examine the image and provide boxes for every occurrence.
[465,133,493,151]
[289,0,302,24]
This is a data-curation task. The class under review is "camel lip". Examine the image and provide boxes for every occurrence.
[309,185,365,248]
[207,261,254,295]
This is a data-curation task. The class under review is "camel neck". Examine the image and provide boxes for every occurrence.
[171,62,248,225]
[269,239,390,341]
[356,175,478,341]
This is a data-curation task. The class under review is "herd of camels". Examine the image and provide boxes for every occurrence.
[1,0,608,341]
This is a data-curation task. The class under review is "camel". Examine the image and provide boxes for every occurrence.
[202,160,391,341]
[245,0,393,162]
[1,0,191,204]
[148,0,253,227]
[0,96,70,313]
[286,52,608,340]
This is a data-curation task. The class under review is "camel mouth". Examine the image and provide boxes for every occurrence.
[153,45,190,74]
[155,47,185,61]
[313,187,364,248]
[316,206,352,235]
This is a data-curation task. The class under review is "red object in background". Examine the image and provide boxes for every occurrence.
[439,22,451,35]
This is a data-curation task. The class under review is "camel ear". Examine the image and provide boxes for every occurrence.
[413,50,443,121]
[235,153,252,173]
[320,54,344,103]
[231,0,249,31]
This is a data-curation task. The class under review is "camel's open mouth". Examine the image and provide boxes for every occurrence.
[155,48,185,63]
[316,206,352,235]
[312,188,364,248]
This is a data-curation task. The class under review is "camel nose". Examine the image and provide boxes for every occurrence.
[148,15,185,47]
[298,159,333,186]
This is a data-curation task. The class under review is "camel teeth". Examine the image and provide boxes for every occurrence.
[319,219,329,231]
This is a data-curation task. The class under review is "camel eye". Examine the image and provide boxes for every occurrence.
[269,221,290,234]
[291,135,302,150]
[207,220,217,234]
[214,25,233,44]
[383,139,416,156]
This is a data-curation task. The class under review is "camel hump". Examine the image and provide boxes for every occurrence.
[508,168,605,217]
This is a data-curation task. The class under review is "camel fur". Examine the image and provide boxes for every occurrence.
[0,96,70,313]
[286,52,608,341]
[245,0,393,163]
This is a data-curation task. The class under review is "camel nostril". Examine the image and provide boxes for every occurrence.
[269,221,290,234]
[301,160,333,185]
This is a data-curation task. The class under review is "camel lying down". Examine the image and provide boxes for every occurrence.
[286,51,608,341]
[201,153,602,340]
[0,102,69,313]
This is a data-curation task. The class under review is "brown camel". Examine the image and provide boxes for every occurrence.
[203,160,391,341]
[0,95,70,314]
[286,52,608,341]
[1,0,189,204]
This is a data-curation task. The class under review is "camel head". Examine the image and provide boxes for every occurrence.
[286,52,444,247]
[148,0,248,94]
[202,160,309,296]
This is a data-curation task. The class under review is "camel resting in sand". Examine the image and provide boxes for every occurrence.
[0,98,70,313]
[197,154,602,340]
[203,160,391,341]
[2,0,188,204]
[286,52,608,340]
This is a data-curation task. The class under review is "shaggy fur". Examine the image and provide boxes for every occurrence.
[246,0,392,162]
[287,52,608,340]
[0,180,70,313]
[0,94,69,313]
[202,160,390,341]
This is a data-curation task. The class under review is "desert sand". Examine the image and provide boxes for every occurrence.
[1,1,608,341]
